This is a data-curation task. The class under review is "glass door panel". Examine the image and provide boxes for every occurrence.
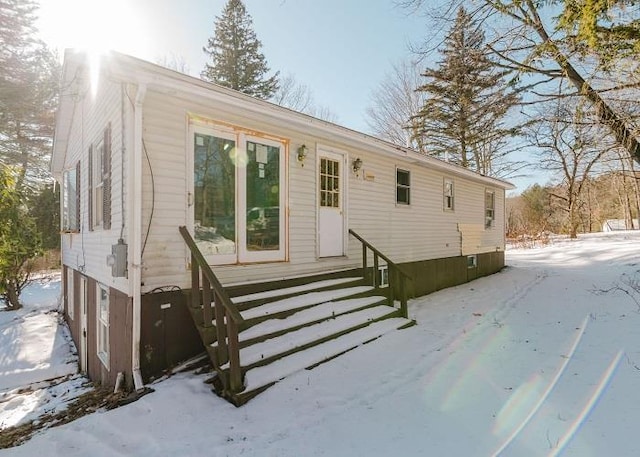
[320,158,340,208]
[245,140,280,252]
[193,133,237,257]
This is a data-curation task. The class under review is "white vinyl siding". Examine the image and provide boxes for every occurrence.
[138,87,508,291]
[58,73,128,295]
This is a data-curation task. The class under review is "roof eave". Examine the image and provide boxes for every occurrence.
[51,49,84,179]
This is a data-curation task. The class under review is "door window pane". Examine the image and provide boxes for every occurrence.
[320,158,340,208]
[246,141,280,251]
[194,133,237,255]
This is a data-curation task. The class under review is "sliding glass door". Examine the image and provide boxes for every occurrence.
[190,125,286,264]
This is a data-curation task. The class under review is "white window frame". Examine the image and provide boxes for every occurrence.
[96,283,109,369]
[92,138,104,229]
[188,122,288,265]
[66,268,74,320]
[485,189,495,229]
[444,179,454,211]
[396,168,411,205]
[62,167,78,232]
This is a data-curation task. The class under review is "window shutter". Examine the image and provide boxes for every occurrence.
[88,145,93,231]
[75,161,81,231]
[103,123,112,230]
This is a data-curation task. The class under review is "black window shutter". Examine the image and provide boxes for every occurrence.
[75,161,81,231]
[103,123,112,230]
[88,145,93,231]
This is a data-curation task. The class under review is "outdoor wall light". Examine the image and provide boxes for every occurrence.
[297,144,308,164]
[352,157,363,173]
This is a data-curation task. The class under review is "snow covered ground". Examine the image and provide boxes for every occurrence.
[3,232,640,456]
[0,273,90,429]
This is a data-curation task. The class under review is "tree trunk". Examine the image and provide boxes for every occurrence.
[525,0,640,163]
[626,156,640,228]
[569,199,578,238]
[5,281,22,310]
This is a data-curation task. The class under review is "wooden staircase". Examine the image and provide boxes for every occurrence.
[179,226,414,406]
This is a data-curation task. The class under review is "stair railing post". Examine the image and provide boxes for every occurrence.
[399,275,408,318]
[373,253,379,289]
[191,254,200,309]
[387,267,395,307]
[213,290,229,367]
[362,245,368,284]
[201,275,213,328]
[179,226,245,395]
[226,318,243,394]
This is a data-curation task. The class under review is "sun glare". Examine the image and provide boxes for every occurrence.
[37,0,151,58]
[38,0,151,97]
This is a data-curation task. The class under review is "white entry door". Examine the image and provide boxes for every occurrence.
[318,150,345,257]
[79,276,88,373]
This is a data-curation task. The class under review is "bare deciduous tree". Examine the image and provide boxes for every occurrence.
[365,60,426,152]
[271,73,338,122]
[156,54,190,74]
[400,0,640,163]
[529,100,617,238]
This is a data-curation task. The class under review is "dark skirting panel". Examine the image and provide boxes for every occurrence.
[140,290,204,382]
[397,251,505,298]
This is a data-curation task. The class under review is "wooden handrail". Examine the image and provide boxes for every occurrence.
[179,226,244,324]
[179,226,244,396]
[348,229,412,318]
[348,229,411,280]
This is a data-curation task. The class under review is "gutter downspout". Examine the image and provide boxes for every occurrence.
[131,83,147,391]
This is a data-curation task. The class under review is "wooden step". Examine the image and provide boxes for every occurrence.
[240,285,374,323]
[220,305,399,371]
[239,317,413,398]
[238,295,388,347]
[232,277,364,310]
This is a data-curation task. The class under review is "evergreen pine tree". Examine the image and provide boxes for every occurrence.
[0,166,41,310]
[201,0,278,99]
[0,0,60,191]
[28,183,60,250]
[412,7,520,177]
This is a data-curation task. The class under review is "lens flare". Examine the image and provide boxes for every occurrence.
[550,350,624,456]
[491,315,590,456]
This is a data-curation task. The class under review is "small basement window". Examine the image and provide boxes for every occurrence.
[396,168,410,205]
[378,264,389,288]
[467,255,477,268]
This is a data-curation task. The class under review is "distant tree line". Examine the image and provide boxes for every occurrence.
[508,169,640,240]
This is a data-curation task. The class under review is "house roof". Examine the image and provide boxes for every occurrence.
[52,49,515,190]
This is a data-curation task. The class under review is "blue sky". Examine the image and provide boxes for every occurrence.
[36,0,542,192]
[37,0,432,132]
